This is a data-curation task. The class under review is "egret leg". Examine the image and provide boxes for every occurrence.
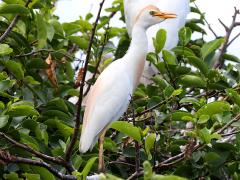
[98,128,107,172]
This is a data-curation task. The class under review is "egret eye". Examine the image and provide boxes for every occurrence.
[149,11,155,16]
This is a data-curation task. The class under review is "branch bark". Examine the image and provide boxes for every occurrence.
[0,149,76,180]
[0,0,32,43]
[64,0,106,163]
[0,132,75,173]
[213,7,240,69]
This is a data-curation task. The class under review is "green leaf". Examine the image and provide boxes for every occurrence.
[201,38,224,60]
[178,27,192,46]
[196,101,231,117]
[23,173,40,180]
[0,4,29,15]
[152,175,187,180]
[172,46,195,57]
[31,166,55,180]
[24,76,40,85]
[0,44,13,55]
[198,115,210,124]
[7,101,39,117]
[81,157,98,179]
[3,172,22,180]
[223,53,240,63]
[0,115,9,128]
[171,111,194,121]
[178,75,207,88]
[36,13,47,48]
[67,36,89,50]
[143,161,153,180]
[111,121,141,142]
[226,89,240,107]
[171,89,183,97]
[162,50,177,65]
[4,60,24,79]
[145,133,156,160]
[187,56,209,76]
[154,29,166,54]
[0,80,15,91]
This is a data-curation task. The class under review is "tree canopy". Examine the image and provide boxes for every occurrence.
[0,0,240,179]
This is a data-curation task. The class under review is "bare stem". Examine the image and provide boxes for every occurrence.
[0,0,32,43]
[64,0,106,163]
[213,7,240,69]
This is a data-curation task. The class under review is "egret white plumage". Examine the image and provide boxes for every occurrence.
[79,6,177,154]
[124,0,190,83]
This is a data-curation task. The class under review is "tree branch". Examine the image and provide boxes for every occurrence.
[83,24,110,96]
[0,0,32,43]
[0,132,75,173]
[213,7,240,69]
[64,0,106,163]
[0,149,76,180]
[217,113,240,134]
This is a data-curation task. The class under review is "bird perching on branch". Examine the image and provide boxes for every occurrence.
[79,5,177,154]
[124,0,190,83]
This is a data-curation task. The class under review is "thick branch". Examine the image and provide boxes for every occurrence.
[0,149,76,180]
[64,0,106,163]
[0,0,32,43]
[0,132,75,173]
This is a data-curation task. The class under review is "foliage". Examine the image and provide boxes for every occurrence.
[0,0,240,179]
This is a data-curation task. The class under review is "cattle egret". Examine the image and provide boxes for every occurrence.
[124,0,190,83]
[79,6,176,155]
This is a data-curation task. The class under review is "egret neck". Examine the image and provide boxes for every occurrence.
[125,25,148,88]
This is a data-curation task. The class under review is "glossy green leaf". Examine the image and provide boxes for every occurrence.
[154,29,166,54]
[4,60,24,79]
[0,4,29,15]
[178,75,207,88]
[0,115,9,128]
[196,101,231,117]
[223,53,240,63]
[226,89,240,107]
[36,13,47,48]
[111,121,141,142]
[162,50,177,65]
[201,38,224,59]
[7,101,39,117]
[68,36,89,50]
[178,27,192,46]
[145,133,156,160]
[187,56,209,76]
[0,80,15,91]
[82,157,98,179]
[0,44,13,55]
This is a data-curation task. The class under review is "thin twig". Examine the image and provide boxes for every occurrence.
[0,149,76,180]
[193,2,218,38]
[83,24,110,96]
[14,49,82,62]
[214,7,240,69]
[0,132,75,173]
[129,97,171,118]
[64,0,106,163]
[0,0,32,43]
[217,113,240,134]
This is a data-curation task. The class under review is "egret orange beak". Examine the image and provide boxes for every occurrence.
[152,11,177,19]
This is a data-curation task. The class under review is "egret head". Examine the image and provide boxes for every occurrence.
[134,5,177,29]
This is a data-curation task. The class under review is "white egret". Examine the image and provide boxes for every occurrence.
[124,0,190,83]
[79,5,176,169]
